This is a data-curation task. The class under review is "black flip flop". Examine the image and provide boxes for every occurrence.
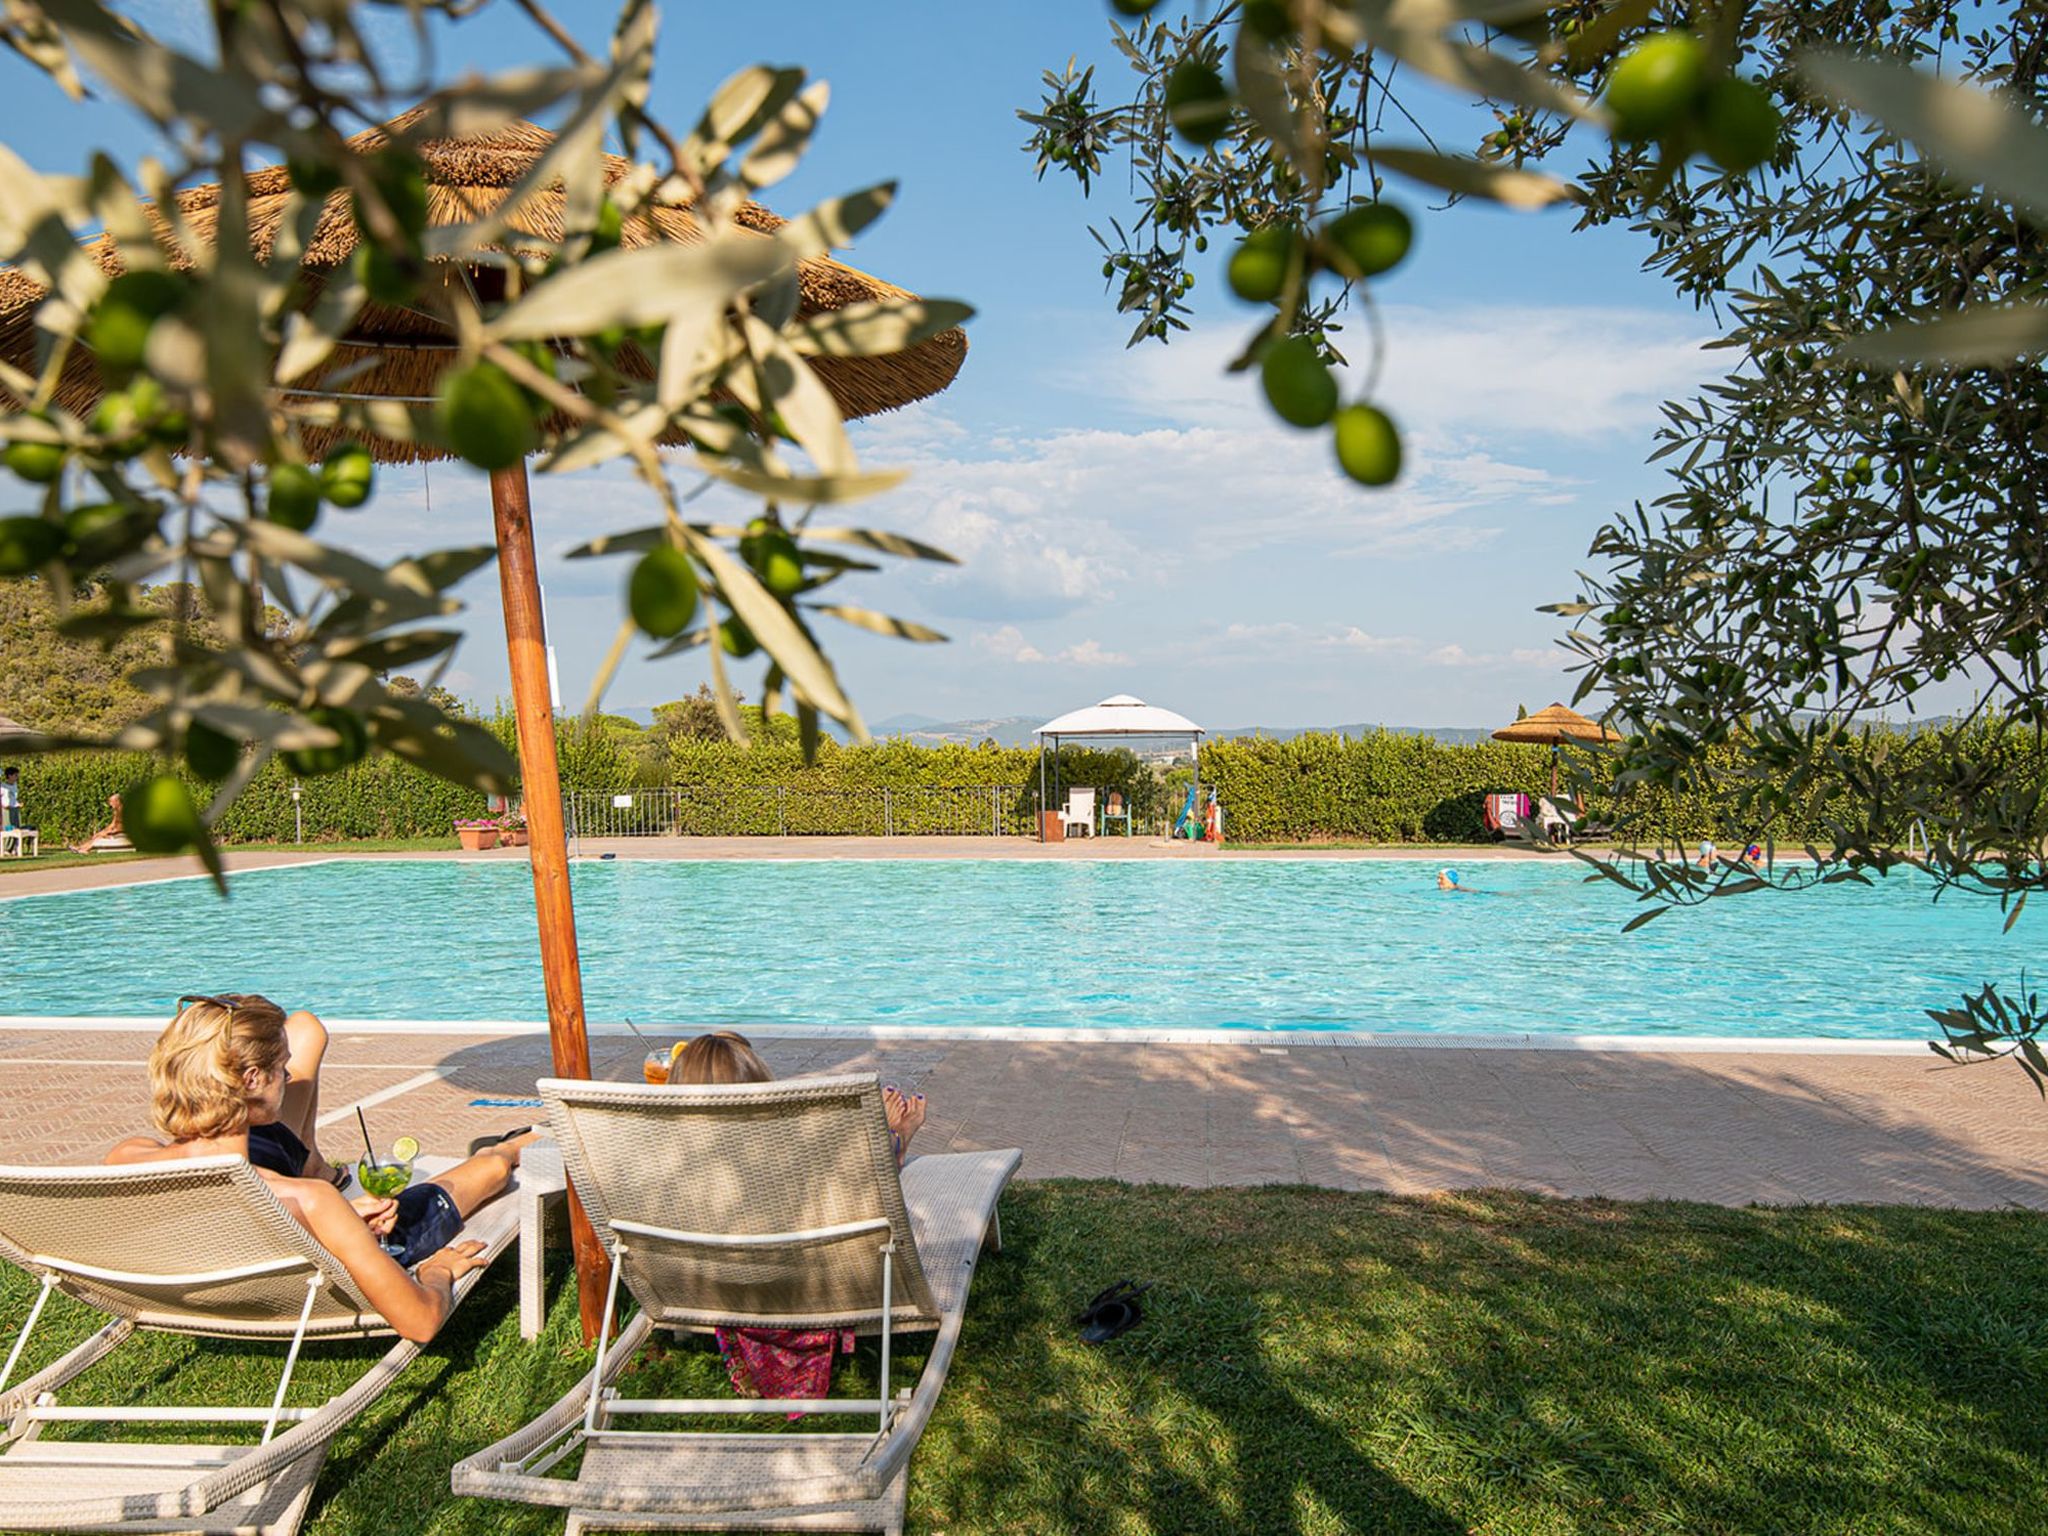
[1076,1279,1152,1345]
[468,1125,535,1156]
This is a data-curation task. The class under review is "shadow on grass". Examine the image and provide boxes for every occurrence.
[912,1183,2048,1536]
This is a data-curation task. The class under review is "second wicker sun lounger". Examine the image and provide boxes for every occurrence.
[452,1073,1020,1536]
[0,1154,521,1536]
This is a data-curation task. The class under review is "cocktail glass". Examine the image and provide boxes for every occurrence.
[356,1156,414,1254]
[643,1050,671,1085]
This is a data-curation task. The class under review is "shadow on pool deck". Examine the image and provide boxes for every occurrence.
[401,1031,2048,1210]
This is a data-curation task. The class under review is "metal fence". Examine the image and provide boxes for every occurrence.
[564,785,1034,840]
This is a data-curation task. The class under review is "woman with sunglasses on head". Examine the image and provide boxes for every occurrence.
[106,994,538,1341]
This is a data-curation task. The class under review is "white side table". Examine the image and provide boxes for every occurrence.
[516,1140,568,1340]
[0,829,36,858]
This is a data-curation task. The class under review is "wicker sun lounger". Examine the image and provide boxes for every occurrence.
[0,1154,520,1536]
[452,1074,1020,1536]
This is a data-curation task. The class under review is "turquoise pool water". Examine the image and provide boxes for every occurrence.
[0,858,2026,1038]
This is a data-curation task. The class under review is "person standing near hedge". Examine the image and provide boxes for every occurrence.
[0,765,20,831]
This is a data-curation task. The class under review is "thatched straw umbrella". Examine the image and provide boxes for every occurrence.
[0,110,967,1334]
[1492,702,1622,796]
[0,111,967,452]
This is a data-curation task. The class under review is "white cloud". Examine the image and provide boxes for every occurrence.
[973,625,1131,667]
[1192,621,1561,673]
[1082,303,1714,441]
[839,302,1706,627]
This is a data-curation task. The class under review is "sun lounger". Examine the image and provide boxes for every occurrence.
[0,1155,519,1536]
[452,1074,1020,1536]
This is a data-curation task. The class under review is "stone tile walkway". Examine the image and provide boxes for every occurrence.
[6,1025,2044,1209]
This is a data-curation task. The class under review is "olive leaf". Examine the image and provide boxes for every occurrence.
[1371,146,1580,209]
[1836,304,2048,367]
[740,312,855,476]
[1802,50,2048,225]
[488,235,792,340]
[787,299,974,358]
[805,603,946,642]
[697,459,910,505]
[739,78,830,191]
[777,183,897,262]
[796,525,958,562]
[682,65,807,179]
[1353,0,1601,125]
[687,527,861,733]
[1231,29,1309,185]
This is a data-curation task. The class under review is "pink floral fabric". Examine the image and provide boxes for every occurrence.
[715,1327,856,1415]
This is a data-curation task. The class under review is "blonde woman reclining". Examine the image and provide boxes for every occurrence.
[106,993,537,1341]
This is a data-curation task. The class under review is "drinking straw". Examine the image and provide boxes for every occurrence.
[357,1107,378,1169]
[622,1015,650,1041]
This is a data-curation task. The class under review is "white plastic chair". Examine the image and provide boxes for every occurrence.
[1059,787,1096,838]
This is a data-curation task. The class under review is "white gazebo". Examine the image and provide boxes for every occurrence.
[1033,694,1205,838]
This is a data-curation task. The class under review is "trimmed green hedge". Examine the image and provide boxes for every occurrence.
[5,752,493,845]
[662,739,1157,835]
[6,720,1998,846]
[1,714,620,845]
[1195,734,1559,842]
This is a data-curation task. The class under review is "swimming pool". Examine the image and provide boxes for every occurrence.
[0,857,2024,1039]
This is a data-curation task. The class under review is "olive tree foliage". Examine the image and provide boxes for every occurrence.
[0,0,964,884]
[1024,0,2048,1080]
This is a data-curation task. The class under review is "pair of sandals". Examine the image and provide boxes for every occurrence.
[1076,1279,1151,1345]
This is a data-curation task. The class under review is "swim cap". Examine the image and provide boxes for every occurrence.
[1443,869,1458,883]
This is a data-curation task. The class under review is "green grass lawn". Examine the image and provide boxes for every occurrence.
[3,1184,2043,1535]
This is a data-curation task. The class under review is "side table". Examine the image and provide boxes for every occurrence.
[516,1140,568,1340]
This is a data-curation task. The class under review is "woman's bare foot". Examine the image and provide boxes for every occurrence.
[883,1086,927,1163]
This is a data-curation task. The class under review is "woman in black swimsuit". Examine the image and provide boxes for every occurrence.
[107,994,538,1340]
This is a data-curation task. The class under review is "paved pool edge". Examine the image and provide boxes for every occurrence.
[0,1014,1936,1053]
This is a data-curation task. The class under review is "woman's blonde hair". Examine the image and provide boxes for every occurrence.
[149,994,289,1141]
[670,1030,773,1086]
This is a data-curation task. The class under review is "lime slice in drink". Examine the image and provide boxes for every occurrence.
[356,1159,412,1199]
[390,1135,420,1162]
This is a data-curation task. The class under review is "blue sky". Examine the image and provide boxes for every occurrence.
[3,1,1722,730]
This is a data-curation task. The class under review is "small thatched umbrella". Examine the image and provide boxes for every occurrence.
[0,715,26,738]
[0,110,967,1335]
[1492,702,1621,796]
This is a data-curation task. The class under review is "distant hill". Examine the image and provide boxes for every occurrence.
[879,716,1042,747]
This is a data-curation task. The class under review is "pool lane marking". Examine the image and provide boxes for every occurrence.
[315,1068,446,1129]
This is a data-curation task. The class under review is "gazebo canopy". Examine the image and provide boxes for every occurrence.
[1035,694,1203,739]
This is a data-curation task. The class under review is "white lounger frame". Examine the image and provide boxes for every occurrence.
[507,1216,909,1483]
[0,1155,518,1536]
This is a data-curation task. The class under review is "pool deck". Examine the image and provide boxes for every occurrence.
[4,844,2045,1209]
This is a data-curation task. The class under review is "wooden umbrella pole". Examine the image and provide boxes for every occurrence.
[490,461,612,1343]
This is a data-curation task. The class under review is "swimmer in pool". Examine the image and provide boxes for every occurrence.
[1437,868,1466,892]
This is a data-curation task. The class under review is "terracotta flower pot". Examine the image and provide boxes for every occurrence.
[456,825,500,851]
[501,829,530,847]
